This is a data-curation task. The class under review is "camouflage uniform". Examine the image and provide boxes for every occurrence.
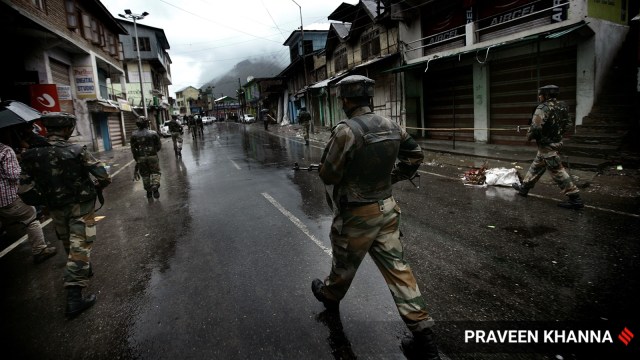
[167,119,183,156]
[521,98,579,196]
[130,127,162,196]
[317,105,432,332]
[20,135,111,287]
[297,109,311,145]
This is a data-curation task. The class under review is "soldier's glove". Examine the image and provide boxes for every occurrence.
[391,162,419,184]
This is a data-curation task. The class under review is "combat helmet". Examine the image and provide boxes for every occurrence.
[538,85,560,98]
[136,116,149,128]
[336,75,375,98]
[40,112,77,129]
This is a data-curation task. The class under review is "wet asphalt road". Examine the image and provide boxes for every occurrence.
[0,122,639,360]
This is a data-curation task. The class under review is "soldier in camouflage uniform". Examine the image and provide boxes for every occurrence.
[311,75,441,359]
[297,107,311,145]
[167,115,183,157]
[130,116,162,199]
[20,112,112,318]
[512,85,584,209]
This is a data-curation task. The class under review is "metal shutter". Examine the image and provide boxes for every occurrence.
[423,64,474,141]
[489,46,577,144]
[107,113,123,148]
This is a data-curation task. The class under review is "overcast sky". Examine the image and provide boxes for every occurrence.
[100,0,355,96]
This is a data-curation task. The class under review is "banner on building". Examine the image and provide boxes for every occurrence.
[29,84,61,113]
[73,66,96,98]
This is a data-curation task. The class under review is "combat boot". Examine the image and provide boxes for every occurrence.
[152,185,160,199]
[65,286,96,318]
[146,190,153,199]
[401,328,441,360]
[33,246,57,264]
[558,193,584,209]
[511,182,529,197]
[311,279,339,311]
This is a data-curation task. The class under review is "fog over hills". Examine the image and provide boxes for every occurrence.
[200,59,283,99]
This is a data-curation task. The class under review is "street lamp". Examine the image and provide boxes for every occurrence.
[291,0,312,133]
[206,86,215,116]
[118,9,149,120]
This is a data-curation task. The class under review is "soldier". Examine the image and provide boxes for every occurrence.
[19,112,111,318]
[167,115,184,157]
[297,107,311,145]
[311,75,441,359]
[130,116,162,199]
[512,85,584,209]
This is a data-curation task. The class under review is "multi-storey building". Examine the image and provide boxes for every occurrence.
[116,19,172,133]
[0,0,130,151]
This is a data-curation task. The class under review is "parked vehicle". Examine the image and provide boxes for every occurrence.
[241,114,255,123]
[160,121,171,138]
[202,116,216,125]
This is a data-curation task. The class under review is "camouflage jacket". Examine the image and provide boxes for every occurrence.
[320,106,424,205]
[527,99,570,155]
[19,135,111,209]
[167,120,183,133]
[130,128,161,159]
[297,110,311,124]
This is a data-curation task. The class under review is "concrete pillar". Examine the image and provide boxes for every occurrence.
[473,62,490,143]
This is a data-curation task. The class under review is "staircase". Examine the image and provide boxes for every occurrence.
[562,25,640,170]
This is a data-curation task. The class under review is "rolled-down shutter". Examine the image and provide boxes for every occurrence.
[50,59,74,113]
[108,113,123,148]
[489,46,577,144]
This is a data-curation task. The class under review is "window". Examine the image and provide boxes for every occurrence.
[303,40,313,55]
[133,37,151,52]
[360,29,380,61]
[107,34,117,57]
[65,0,77,29]
[334,47,348,72]
[31,0,45,11]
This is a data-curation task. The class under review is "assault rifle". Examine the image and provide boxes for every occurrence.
[293,162,320,171]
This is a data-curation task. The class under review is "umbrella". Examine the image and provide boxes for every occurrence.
[0,100,42,129]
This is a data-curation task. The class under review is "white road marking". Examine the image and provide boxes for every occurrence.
[261,192,332,256]
[229,159,241,170]
[0,219,52,258]
[110,159,136,177]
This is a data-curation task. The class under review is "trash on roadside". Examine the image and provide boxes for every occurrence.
[462,162,520,187]
[616,165,623,170]
[487,225,495,229]
[462,162,488,185]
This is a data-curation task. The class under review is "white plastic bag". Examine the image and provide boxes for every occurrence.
[484,167,519,186]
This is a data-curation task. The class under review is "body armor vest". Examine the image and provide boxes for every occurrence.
[540,100,570,145]
[339,113,401,203]
[131,129,160,157]
[21,141,96,208]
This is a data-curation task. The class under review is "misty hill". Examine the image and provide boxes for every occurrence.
[202,59,283,99]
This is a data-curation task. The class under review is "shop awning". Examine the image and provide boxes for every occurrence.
[87,99,120,113]
[309,71,350,89]
[383,21,591,73]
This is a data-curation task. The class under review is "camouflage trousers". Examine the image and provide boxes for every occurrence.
[522,152,578,196]
[49,200,96,288]
[136,155,161,191]
[171,132,183,152]
[302,122,310,142]
[322,196,434,332]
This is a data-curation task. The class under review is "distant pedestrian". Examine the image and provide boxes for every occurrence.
[130,116,162,199]
[261,109,271,131]
[312,75,441,359]
[19,112,111,318]
[512,85,583,209]
[195,115,204,137]
[0,140,56,264]
[297,107,311,145]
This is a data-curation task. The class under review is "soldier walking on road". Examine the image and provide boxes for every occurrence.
[167,115,183,157]
[512,85,584,209]
[19,112,111,318]
[131,117,162,199]
[297,107,311,145]
[311,75,441,359]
